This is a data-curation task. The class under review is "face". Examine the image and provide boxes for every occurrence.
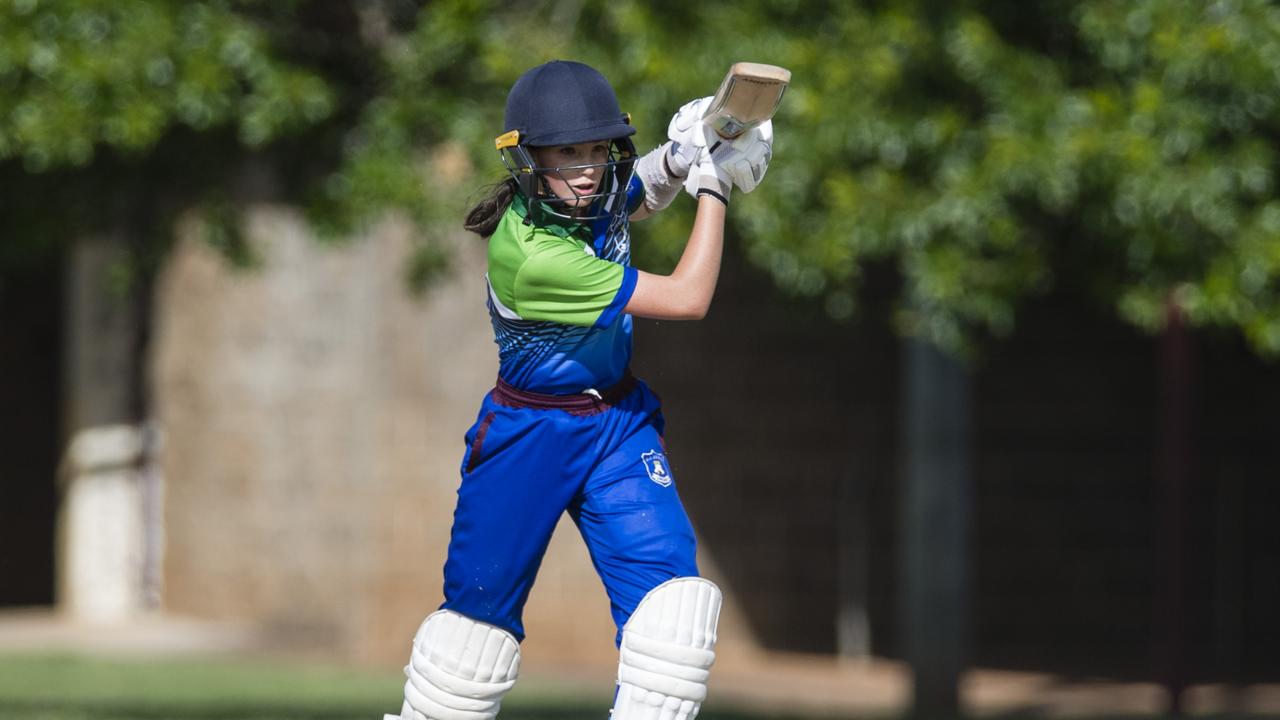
[531,141,611,211]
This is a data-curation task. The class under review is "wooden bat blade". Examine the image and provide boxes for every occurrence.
[703,62,791,139]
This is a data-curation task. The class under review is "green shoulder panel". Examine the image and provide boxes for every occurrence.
[486,208,529,313]
[487,206,625,327]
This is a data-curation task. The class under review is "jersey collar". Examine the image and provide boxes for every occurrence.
[511,192,593,240]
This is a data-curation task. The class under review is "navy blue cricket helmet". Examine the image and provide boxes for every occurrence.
[495,60,637,220]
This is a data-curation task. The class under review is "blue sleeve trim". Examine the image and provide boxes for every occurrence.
[625,173,645,214]
[595,266,638,329]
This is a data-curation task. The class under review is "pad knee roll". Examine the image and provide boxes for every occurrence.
[395,610,520,720]
[613,577,722,720]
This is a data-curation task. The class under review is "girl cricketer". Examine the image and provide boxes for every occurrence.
[385,60,773,720]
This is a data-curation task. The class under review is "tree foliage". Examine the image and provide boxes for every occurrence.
[4,0,1280,356]
[0,0,347,273]
[0,0,333,169]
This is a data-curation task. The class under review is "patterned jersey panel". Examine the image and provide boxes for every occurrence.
[485,175,644,394]
[587,171,645,264]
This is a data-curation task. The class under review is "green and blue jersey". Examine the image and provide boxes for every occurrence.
[451,174,700,648]
[484,176,645,393]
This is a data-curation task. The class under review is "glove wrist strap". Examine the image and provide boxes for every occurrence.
[695,188,729,206]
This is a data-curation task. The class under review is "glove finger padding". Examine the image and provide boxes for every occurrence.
[634,96,719,214]
[665,96,713,179]
[668,96,714,148]
[664,139,701,180]
[681,119,774,202]
[725,120,772,194]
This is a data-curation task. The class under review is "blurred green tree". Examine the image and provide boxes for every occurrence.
[0,0,339,278]
[4,0,1279,355]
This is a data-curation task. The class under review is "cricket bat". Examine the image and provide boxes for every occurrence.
[702,62,791,140]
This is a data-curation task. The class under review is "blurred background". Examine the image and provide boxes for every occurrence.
[2,1,1279,718]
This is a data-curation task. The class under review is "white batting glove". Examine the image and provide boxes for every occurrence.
[667,96,713,177]
[683,139,738,204]
[633,97,718,214]
[682,121,775,203]
[724,119,773,194]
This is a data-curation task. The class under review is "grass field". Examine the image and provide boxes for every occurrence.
[5,651,1274,720]
[0,652,402,720]
[0,652,794,720]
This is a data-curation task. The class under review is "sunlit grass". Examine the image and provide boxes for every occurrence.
[0,652,782,720]
[0,652,404,719]
[4,652,1265,720]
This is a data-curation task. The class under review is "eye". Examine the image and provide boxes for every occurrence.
[558,146,578,158]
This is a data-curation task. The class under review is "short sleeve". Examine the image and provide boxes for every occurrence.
[514,239,638,328]
[625,172,645,214]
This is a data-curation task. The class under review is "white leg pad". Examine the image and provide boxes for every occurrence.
[612,577,722,720]
[390,610,521,720]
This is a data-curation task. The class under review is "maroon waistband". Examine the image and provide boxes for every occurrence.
[492,372,637,414]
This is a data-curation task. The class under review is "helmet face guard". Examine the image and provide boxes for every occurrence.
[498,61,638,221]
[496,131,637,221]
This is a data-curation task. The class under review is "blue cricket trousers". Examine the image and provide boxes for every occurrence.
[440,373,699,644]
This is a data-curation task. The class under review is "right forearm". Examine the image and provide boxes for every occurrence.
[667,195,726,314]
[623,195,726,321]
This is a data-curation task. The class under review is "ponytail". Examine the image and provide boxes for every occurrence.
[464,178,519,237]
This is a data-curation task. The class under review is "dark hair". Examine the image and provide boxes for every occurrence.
[464,178,519,237]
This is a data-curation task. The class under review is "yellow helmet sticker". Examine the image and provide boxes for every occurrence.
[495,130,521,150]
